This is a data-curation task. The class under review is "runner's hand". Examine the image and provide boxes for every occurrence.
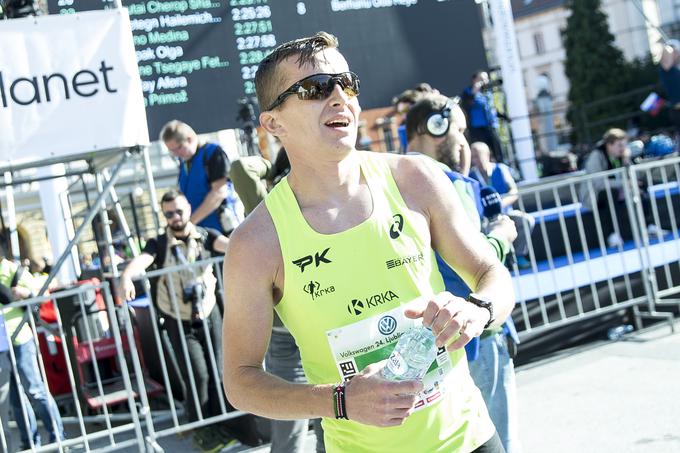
[343,361,422,427]
[404,292,490,350]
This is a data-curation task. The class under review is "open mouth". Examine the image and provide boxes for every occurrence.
[325,118,351,128]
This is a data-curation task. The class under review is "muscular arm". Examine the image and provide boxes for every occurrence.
[222,209,334,420]
[190,177,228,226]
[223,205,422,425]
[390,155,514,331]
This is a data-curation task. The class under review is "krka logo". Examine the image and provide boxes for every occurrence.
[302,280,335,301]
[378,315,397,335]
[347,290,399,316]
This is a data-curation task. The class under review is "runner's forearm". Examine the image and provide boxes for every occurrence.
[225,366,335,420]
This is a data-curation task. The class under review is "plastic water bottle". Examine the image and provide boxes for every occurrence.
[382,326,438,381]
[607,324,634,341]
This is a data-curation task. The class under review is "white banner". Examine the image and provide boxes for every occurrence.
[0,9,149,166]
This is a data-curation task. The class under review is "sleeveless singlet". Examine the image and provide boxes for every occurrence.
[265,152,493,453]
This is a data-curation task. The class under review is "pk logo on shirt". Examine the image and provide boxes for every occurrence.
[292,247,332,272]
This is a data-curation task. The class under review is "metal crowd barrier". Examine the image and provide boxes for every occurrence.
[1,282,147,453]
[127,256,249,450]
[627,156,680,326]
[0,256,249,453]
[511,155,680,338]
[3,157,680,452]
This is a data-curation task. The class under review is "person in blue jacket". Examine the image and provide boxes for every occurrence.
[161,120,244,236]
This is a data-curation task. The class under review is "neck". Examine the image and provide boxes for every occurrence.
[286,150,362,207]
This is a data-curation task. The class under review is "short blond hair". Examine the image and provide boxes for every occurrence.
[602,128,627,146]
[160,120,196,144]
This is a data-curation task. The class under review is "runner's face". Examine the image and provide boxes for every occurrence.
[271,49,361,158]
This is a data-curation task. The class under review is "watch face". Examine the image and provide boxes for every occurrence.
[469,293,492,307]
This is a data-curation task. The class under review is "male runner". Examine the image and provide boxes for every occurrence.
[222,32,514,453]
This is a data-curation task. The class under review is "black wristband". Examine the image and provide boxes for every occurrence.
[333,383,348,420]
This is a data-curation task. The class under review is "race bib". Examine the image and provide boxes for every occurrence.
[326,301,453,411]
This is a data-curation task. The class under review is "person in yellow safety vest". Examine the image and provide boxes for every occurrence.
[0,256,65,449]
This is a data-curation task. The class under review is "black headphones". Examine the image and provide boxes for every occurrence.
[419,99,453,137]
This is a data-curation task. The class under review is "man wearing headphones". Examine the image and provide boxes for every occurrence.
[405,93,522,453]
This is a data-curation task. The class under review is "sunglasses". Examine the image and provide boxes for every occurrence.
[163,209,184,219]
[265,72,360,111]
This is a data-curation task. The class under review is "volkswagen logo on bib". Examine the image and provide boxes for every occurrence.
[378,315,397,335]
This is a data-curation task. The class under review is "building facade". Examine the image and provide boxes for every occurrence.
[481,0,669,153]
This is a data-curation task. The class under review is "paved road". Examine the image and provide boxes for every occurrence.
[12,322,679,452]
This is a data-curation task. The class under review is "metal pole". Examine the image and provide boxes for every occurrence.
[96,172,121,278]
[38,152,131,295]
[629,0,668,42]
[103,168,139,257]
[3,171,21,261]
[488,0,538,181]
[129,192,144,250]
[142,146,161,234]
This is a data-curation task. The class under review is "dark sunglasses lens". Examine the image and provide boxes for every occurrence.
[297,73,360,101]
[298,75,333,100]
[338,73,360,95]
[163,209,182,219]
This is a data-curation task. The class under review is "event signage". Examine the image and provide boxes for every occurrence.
[0,9,149,167]
[48,0,487,137]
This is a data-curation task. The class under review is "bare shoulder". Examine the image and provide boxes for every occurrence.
[225,202,282,287]
[380,152,448,210]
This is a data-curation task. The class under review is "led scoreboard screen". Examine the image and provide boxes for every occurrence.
[48,0,487,136]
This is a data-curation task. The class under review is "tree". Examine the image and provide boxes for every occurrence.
[562,0,630,145]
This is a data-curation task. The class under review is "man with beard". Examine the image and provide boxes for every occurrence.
[120,190,241,452]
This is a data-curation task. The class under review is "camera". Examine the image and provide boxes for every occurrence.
[182,282,204,325]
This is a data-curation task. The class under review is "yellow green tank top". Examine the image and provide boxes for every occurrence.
[265,152,494,453]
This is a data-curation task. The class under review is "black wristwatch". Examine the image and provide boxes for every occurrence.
[467,293,495,329]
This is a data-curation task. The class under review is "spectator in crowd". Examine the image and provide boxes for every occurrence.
[0,286,13,453]
[391,84,438,153]
[160,120,244,236]
[406,93,522,453]
[0,256,64,450]
[470,142,536,269]
[659,40,680,135]
[580,128,666,248]
[120,190,243,452]
[230,148,326,453]
[461,71,505,163]
[229,146,291,217]
[223,31,514,452]
[355,121,373,151]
